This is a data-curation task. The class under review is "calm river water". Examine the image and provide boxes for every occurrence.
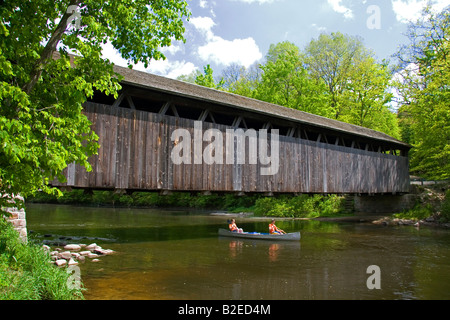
[26,203,450,300]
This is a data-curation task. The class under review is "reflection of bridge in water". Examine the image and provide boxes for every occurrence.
[53,64,410,197]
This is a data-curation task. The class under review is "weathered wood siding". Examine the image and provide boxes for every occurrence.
[53,102,410,194]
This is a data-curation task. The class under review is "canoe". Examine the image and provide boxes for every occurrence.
[218,228,300,241]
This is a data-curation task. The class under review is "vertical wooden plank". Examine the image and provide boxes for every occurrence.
[166,116,174,191]
[93,105,103,188]
[108,105,118,189]
[127,109,136,189]
[322,144,327,193]
[96,104,107,188]
[148,112,157,189]
[147,112,158,189]
[303,140,310,193]
[216,123,226,192]
[133,109,145,189]
[66,162,76,186]
[184,117,193,191]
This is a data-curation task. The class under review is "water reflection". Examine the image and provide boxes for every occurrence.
[26,204,450,300]
[224,239,301,263]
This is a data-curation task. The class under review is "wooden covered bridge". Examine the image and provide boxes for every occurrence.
[52,64,411,195]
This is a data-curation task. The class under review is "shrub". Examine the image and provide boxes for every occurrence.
[0,219,84,300]
[254,197,277,216]
[254,194,347,218]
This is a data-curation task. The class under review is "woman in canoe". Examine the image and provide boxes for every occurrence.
[269,219,286,235]
[228,219,243,233]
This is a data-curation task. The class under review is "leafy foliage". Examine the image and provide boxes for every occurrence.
[0,0,190,209]
[395,5,450,179]
[254,194,347,218]
[255,42,330,117]
[195,64,225,89]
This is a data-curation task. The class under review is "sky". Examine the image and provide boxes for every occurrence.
[103,0,450,80]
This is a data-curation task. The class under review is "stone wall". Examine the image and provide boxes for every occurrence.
[2,195,27,242]
[353,194,417,214]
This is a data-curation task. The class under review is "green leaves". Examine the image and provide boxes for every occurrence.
[255,42,330,117]
[0,0,190,209]
[195,64,225,90]
[396,6,450,180]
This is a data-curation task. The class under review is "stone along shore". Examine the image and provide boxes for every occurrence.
[42,243,115,266]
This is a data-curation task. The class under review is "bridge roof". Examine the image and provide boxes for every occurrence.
[114,64,410,150]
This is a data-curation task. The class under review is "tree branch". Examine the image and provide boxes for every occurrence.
[22,0,83,95]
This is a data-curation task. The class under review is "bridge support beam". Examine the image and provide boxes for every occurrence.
[353,194,417,215]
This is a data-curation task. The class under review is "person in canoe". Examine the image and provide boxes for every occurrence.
[228,219,243,233]
[269,219,286,235]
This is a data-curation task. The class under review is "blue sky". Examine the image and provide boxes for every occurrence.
[104,0,450,79]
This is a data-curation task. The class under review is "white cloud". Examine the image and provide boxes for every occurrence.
[392,0,450,23]
[190,15,263,68]
[198,36,263,68]
[148,59,198,79]
[310,23,327,32]
[101,42,196,79]
[197,0,217,17]
[161,44,182,56]
[327,0,354,20]
[190,16,216,40]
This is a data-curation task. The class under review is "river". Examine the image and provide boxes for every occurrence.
[25,203,450,300]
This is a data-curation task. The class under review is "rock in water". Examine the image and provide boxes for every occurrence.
[55,259,67,266]
[64,244,81,251]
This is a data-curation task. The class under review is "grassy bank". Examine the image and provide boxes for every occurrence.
[27,189,351,218]
[0,218,84,300]
[393,183,450,223]
[27,184,450,223]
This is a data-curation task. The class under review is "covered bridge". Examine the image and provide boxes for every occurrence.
[52,64,411,195]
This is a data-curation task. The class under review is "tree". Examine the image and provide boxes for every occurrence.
[221,63,262,98]
[394,5,450,179]
[255,42,329,117]
[0,0,190,209]
[341,58,400,138]
[304,32,400,138]
[305,32,369,120]
[195,64,225,90]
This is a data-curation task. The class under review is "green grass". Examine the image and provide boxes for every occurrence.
[0,219,84,300]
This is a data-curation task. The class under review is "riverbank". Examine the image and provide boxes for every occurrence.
[380,182,450,228]
[26,181,450,226]
[26,190,351,219]
[0,218,84,300]
[211,182,450,229]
